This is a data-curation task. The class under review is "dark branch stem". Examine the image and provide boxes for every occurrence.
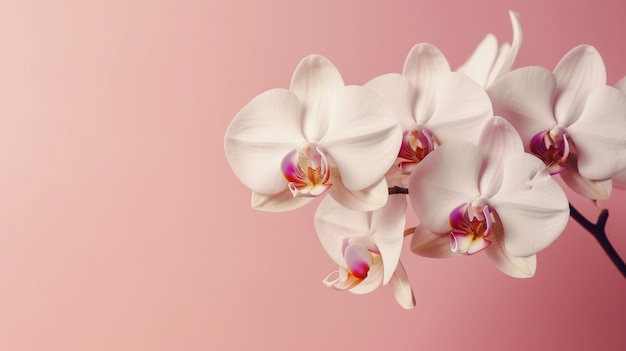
[569,203,626,279]
[388,186,409,195]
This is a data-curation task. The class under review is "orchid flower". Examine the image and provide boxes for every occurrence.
[487,45,626,199]
[408,117,569,278]
[457,11,522,88]
[224,55,402,212]
[364,43,493,185]
[314,195,415,309]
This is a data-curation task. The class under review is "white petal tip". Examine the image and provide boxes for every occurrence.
[390,262,416,309]
[251,191,312,212]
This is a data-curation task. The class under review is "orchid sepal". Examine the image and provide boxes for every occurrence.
[390,261,416,310]
[457,10,522,88]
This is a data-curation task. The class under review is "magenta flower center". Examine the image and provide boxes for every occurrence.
[448,202,493,255]
[281,144,332,197]
[397,128,438,174]
[529,128,571,175]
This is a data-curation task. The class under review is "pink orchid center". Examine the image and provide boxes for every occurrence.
[448,201,493,255]
[281,144,332,197]
[343,241,377,279]
[529,127,571,175]
[397,128,438,174]
[323,243,382,292]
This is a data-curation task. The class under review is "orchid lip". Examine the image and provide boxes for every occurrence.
[529,129,571,175]
[323,270,361,291]
[323,242,383,291]
[281,144,332,197]
[344,242,374,279]
[397,128,438,174]
[448,203,493,255]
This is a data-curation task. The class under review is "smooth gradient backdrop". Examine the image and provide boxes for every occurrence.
[0,0,625,350]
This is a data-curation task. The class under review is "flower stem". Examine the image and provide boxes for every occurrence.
[388,186,409,195]
[569,203,626,279]
[404,227,416,237]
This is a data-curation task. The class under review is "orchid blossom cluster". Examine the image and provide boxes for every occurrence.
[224,11,626,309]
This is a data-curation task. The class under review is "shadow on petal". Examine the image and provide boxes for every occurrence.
[410,225,458,258]
[329,173,389,211]
[486,232,537,278]
[559,157,612,200]
[251,190,313,212]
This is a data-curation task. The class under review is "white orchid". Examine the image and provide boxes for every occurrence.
[365,43,493,185]
[224,55,402,212]
[409,117,569,277]
[315,195,415,309]
[488,45,626,199]
[457,11,522,88]
[223,10,626,310]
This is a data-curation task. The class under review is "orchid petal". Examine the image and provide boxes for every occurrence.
[458,11,522,88]
[390,261,416,310]
[485,215,536,277]
[488,67,557,145]
[487,43,511,86]
[251,190,313,212]
[487,11,523,86]
[321,86,402,190]
[553,45,606,126]
[427,72,493,145]
[410,225,458,258]
[490,153,569,257]
[567,86,626,180]
[364,73,417,129]
[370,195,406,284]
[477,117,524,197]
[457,33,498,88]
[290,55,344,141]
[402,43,451,123]
[409,142,481,234]
[315,196,372,264]
[486,244,537,278]
[329,175,389,211]
[559,159,612,199]
[224,89,306,194]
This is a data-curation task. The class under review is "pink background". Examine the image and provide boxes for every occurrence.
[0,0,625,350]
